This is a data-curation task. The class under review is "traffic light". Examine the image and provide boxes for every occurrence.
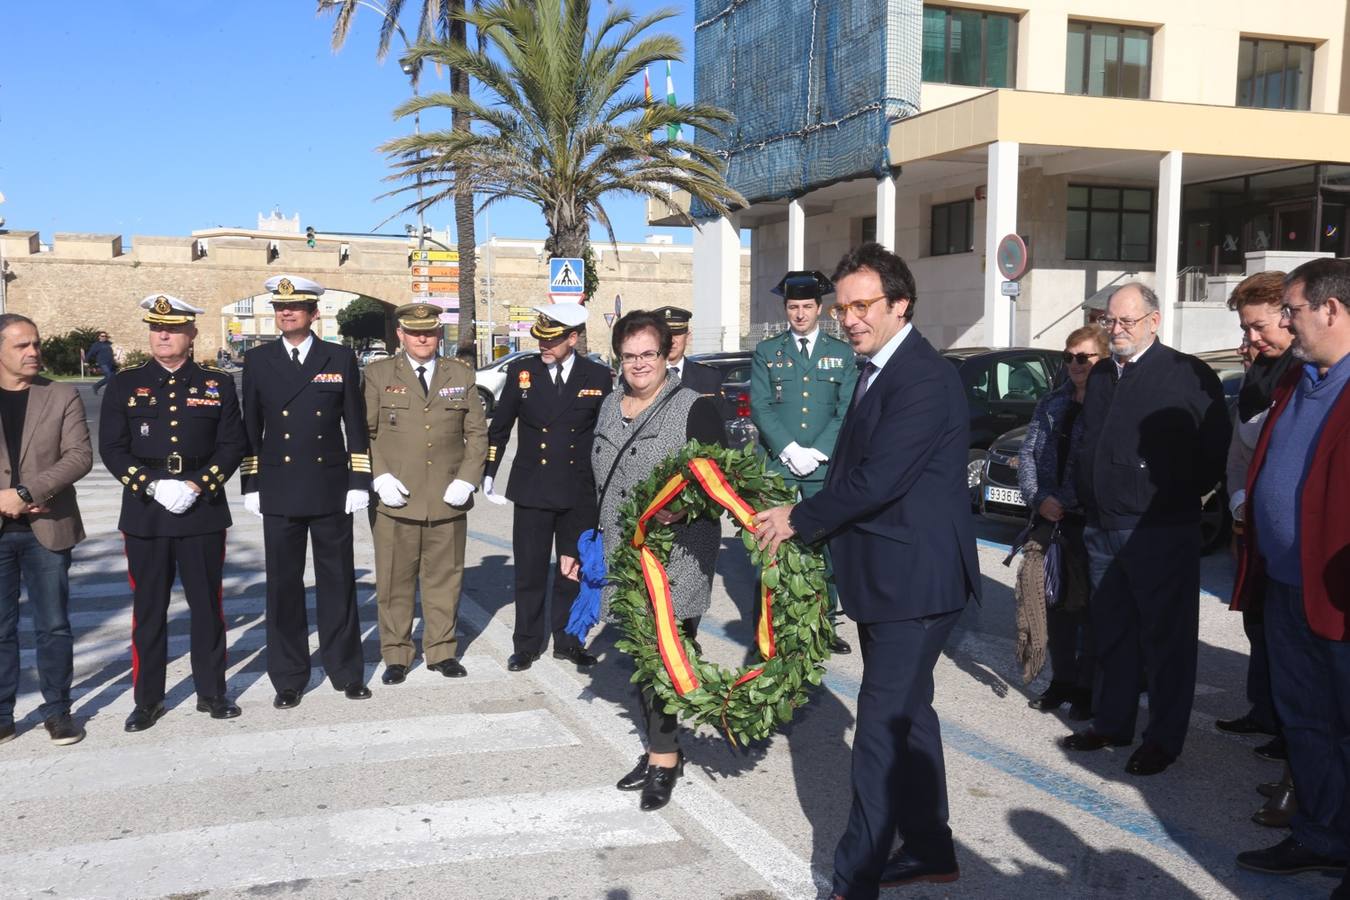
[305,226,316,248]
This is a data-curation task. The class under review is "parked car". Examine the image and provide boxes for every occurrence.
[359,348,390,367]
[687,351,756,448]
[473,350,535,414]
[976,348,1244,554]
[942,346,1065,501]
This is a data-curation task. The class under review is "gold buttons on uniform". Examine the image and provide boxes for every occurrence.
[284,455,291,463]
[316,410,321,416]
[803,391,809,398]
[802,407,809,413]
[170,436,178,443]
[284,433,290,439]
[282,410,289,417]
[168,392,176,398]
[541,459,547,465]
[801,423,808,428]
[316,457,323,463]
[169,405,178,412]
[170,420,178,427]
[540,443,547,449]
[426,442,432,448]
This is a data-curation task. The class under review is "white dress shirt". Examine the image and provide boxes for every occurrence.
[283,332,315,365]
[406,353,436,385]
[791,327,820,359]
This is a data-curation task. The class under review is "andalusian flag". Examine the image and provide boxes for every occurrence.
[665,61,681,143]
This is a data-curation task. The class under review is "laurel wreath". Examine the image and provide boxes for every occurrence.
[608,441,834,746]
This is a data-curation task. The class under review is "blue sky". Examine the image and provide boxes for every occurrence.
[0,0,699,246]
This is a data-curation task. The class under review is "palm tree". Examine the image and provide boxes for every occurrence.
[320,0,480,361]
[380,0,744,289]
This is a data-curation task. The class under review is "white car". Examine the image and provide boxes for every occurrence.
[359,348,390,367]
[474,350,536,414]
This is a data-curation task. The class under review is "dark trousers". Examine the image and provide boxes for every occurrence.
[1047,518,1093,692]
[0,530,73,724]
[262,512,365,692]
[1242,603,1278,732]
[123,532,228,707]
[1265,579,1350,860]
[1085,524,1200,757]
[93,363,115,393]
[639,617,700,755]
[511,503,592,655]
[832,610,962,900]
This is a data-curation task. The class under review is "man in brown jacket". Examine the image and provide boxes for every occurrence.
[0,314,94,745]
[365,303,488,683]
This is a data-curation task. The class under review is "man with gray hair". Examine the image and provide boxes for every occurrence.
[1061,282,1230,776]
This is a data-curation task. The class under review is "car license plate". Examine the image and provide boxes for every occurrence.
[985,486,1024,506]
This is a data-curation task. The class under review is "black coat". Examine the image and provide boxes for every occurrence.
[678,358,723,398]
[99,360,245,537]
[86,339,115,371]
[1075,342,1230,530]
[241,335,372,516]
[485,353,612,510]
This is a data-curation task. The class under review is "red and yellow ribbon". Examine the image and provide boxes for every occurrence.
[629,457,778,697]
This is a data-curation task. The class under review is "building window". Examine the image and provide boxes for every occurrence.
[931,200,974,256]
[1065,21,1152,99]
[861,216,877,245]
[1066,186,1154,262]
[1237,38,1314,110]
[922,5,1017,88]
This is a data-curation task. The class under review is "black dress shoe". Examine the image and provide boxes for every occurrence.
[1125,742,1176,776]
[195,697,241,719]
[1257,779,1282,799]
[507,652,538,672]
[1216,711,1277,736]
[1255,737,1287,761]
[124,703,166,733]
[428,658,468,678]
[1029,682,1076,712]
[273,689,303,709]
[1061,730,1131,752]
[616,755,649,791]
[381,664,407,685]
[829,635,852,654]
[342,682,372,700]
[1236,836,1348,875]
[639,755,685,812]
[552,645,598,667]
[1252,767,1296,828]
[879,849,960,887]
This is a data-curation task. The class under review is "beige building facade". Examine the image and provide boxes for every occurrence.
[0,228,749,363]
[667,0,1350,353]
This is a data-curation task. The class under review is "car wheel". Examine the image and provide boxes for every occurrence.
[1199,485,1229,556]
[476,386,494,416]
[967,449,988,508]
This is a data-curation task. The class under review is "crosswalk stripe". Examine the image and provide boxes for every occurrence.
[0,787,679,899]
[0,711,578,802]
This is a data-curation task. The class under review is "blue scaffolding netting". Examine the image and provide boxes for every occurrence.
[692,0,922,218]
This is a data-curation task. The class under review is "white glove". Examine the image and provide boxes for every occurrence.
[152,480,192,514]
[168,483,199,515]
[373,473,410,508]
[243,492,262,518]
[444,479,475,507]
[807,448,829,463]
[482,475,507,506]
[779,442,821,477]
[345,489,370,514]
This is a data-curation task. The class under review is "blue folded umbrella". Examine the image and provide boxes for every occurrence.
[565,528,608,640]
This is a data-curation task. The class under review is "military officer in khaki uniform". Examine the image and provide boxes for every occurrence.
[365,303,488,683]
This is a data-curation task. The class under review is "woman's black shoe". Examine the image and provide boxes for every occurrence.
[616,755,649,791]
[639,755,685,812]
[1029,682,1075,712]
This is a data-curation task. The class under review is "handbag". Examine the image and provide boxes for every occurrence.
[565,387,684,639]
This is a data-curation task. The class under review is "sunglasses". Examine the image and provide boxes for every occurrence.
[1062,351,1099,364]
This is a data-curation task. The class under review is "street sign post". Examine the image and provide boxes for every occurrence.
[548,257,585,296]
[995,233,1029,281]
[411,250,459,263]
[1000,281,1021,297]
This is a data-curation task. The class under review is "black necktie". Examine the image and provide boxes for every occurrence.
[416,365,428,396]
[554,363,564,390]
[291,347,301,368]
[799,337,809,358]
[851,361,877,410]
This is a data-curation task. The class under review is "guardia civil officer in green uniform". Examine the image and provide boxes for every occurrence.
[99,294,246,732]
[750,270,857,653]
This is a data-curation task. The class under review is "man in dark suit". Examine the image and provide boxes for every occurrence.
[0,314,93,747]
[652,306,722,397]
[99,294,246,731]
[754,243,978,899]
[240,275,373,708]
[1063,283,1228,776]
[484,303,612,671]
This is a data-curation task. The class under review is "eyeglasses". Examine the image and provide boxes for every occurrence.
[828,295,894,320]
[1099,314,1151,332]
[620,350,662,364]
[1280,303,1310,319]
[1061,351,1099,365]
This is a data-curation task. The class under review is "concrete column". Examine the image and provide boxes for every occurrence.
[691,214,741,352]
[875,175,897,251]
[787,199,805,271]
[1156,150,1184,348]
[983,140,1018,348]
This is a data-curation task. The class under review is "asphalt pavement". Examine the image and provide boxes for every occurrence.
[0,384,1334,899]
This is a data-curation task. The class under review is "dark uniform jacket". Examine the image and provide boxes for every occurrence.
[677,358,723,398]
[241,335,372,517]
[99,360,246,537]
[485,353,612,510]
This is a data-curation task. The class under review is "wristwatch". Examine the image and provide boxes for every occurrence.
[14,485,33,505]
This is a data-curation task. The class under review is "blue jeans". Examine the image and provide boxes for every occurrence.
[0,529,74,725]
[1265,578,1350,860]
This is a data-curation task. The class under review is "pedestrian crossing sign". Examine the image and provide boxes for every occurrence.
[548,257,585,295]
